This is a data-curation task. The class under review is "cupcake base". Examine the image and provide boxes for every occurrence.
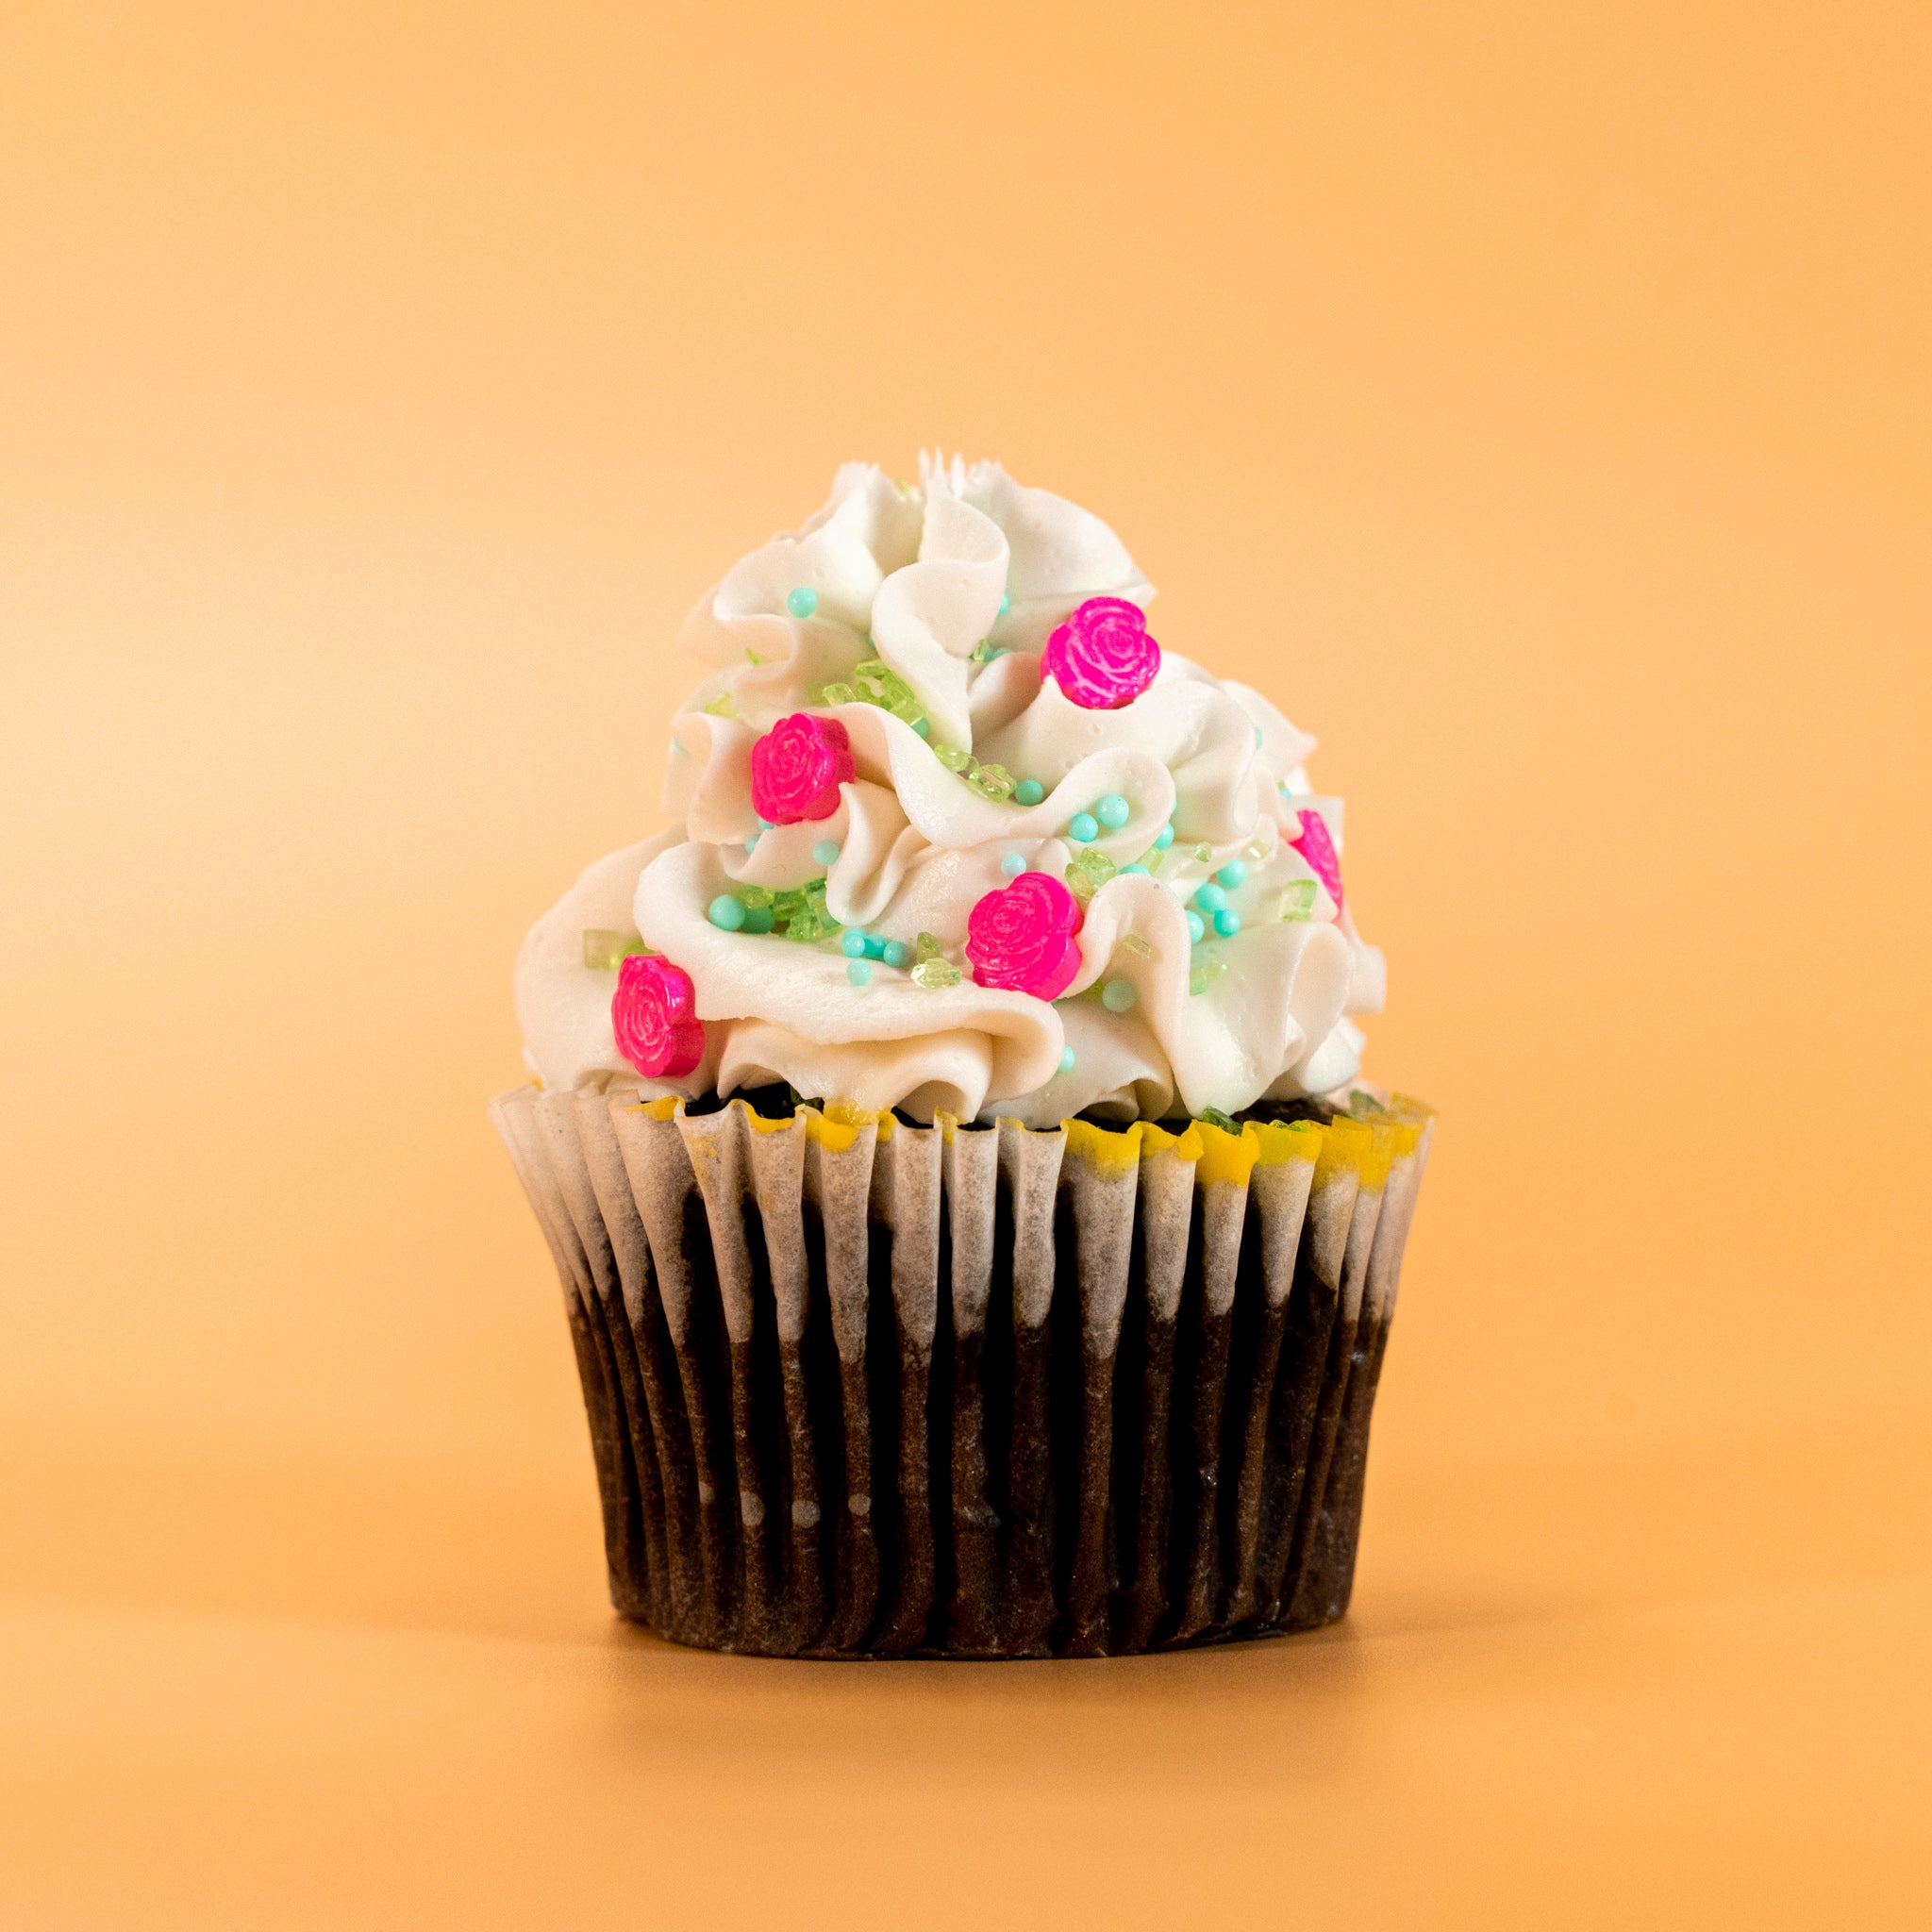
[492,1083,1431,1659]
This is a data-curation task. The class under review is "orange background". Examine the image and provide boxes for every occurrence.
[3,1,1928,1924]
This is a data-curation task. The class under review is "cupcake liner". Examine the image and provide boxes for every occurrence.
[491,1084,1433,1658]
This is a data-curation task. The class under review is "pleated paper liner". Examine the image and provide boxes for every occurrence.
[491,1081,1433,1658]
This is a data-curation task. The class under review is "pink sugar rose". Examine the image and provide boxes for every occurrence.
[965,872,1084,1001]
[1039,596,1160,710]
[1289,808,1345,915]
[611,954,706,1079]
[750,712,856,824]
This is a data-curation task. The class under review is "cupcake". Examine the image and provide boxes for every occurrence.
[493,455,1433,1657]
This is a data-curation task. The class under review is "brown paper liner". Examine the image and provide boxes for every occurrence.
[491,1082,1433,1659]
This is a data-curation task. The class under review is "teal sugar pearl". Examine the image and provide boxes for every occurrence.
[846,959,872,987]
[912,717,929,738]
[1058,1044,1075,1074]
[1118,862,1148,875]
[841,930,869,958]
[741,906,775,934]
[786,586,819,619]
[1216,859,1248,889]
[862,932,888,960]
[1000,851,1026,877]
[1068,812,1099,843]
[708,894,747,931]
[1094,792,1130,828]
[999,591,1011,617]
[1213,909,1241,938]
[1193,881,1228,914]
[1187,909,1206,942]
[882,939,911,968]
[812,840,841,867]
[1101,976,1138,1014]
[743,837,758,854]
[1153,822,1175,850]
[1013,778,1045,808]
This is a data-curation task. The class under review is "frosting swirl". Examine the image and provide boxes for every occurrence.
[514,454,1387,1125]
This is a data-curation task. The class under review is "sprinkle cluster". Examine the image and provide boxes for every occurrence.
[1063,791,1131,843]
[931,741,1022,801]
[707,878,841,942]
[1191,859,1247,939]
[1058,816,1171,905]
[814,658,930,739]
[909,930,963,989]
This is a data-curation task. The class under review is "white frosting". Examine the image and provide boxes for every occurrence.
[517,456,1387,1125]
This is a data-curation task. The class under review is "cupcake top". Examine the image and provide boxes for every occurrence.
[516,455,1386,1127]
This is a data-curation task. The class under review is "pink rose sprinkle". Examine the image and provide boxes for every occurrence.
[1039,596,1160,710]
[1289,808,1344,915]
[965,872,1084,1001]
[612,954,706,1078]
[750,712,857,824]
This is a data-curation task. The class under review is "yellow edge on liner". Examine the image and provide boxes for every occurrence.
[1357,1124,1396,1192]
[805,1112,860,1152]
[1318,1118,1394,1192]
[1252,1119,1324,1168]
[1193,1118,1259,1188]
[808,1098,882,1153]
[1061,1117,1142,1175]
[1315,1115,1371,1186]
[1136,1120,1207,1163]
[1062,1116,1328,1177]
[614,1093,1419,1175]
